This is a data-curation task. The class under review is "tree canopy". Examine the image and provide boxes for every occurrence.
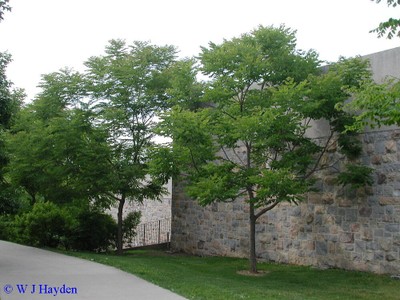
[158,26,374,273]
[6,40,177,254]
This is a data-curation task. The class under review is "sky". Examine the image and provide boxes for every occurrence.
[0,0,399,101]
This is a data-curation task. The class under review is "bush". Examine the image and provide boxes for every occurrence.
[11,201,118,252]
[13,201,73,248]
[0,215,16,241]
[123,211,141,245]
[69,209,117,252]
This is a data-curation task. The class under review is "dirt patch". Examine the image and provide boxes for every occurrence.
[236,270,269,277]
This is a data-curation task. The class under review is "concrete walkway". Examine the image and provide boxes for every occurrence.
[0,240,187,299]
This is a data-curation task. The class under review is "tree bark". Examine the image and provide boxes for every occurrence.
[249,202,257,273]
[117,194,126,255]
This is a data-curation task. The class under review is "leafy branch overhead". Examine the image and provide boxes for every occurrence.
[371,0,400,39]
[0,0,11,22]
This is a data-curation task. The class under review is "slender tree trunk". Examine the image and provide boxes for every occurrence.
[117,194,126,255]
[249,202,257,273]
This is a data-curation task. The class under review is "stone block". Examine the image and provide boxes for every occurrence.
[344,243,354,251]
[385,140,397,153]
[308,192,323,204]
[391,131,400,140]
[385,224,400,233]
[371,155,382,165]
[393,234,400,246]
[322,193,334,204]
[386,253,397,262]
[345,209,358,222]
[315,214,323,225]
[338,198,353,207]
[383,153,398,163]
[362,229,373,241]
[379,196,399,206]
[365,143,375,155]
[359,206,372,217]
[355,240,365,252]
[374,251,385,261]
[377,173,387,184]
[340,232,354,243]
[350,223,361,232]
[316,241,328,255]
[379,239,392,251]
[375,141,386,154]
[290,206,301,217]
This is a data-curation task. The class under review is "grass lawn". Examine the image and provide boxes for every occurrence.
[64,249,399,300]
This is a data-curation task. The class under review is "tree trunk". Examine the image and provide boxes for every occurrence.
[117,194,126,255]
[249,202,257,273]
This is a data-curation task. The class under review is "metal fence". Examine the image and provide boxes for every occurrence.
[125,218,171,248]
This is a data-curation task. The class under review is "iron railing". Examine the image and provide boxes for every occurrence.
[125,218,171,248]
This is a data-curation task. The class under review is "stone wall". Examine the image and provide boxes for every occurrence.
[171,129,400,274]
[170,47,400,274]
[109,180,172,224]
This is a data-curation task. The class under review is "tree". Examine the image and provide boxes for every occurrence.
[371,0,400,39]
[6,69,111,206]
[159,26,373,273]
[6,40,177,253]
[0,49,25,217]
[84,40,177,254]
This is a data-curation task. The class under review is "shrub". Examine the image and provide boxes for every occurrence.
[123,211,142,245]
[69,209,117,252]
[0,215,16,241]
[13,201,73,247]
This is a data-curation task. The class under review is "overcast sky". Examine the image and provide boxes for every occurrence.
[0,0,399,101]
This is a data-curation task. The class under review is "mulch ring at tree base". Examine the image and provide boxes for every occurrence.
[236,270,270,277]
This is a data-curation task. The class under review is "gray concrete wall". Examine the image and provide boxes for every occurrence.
[171,47,400,274]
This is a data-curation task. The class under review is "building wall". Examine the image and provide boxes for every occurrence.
[170,47,400,274]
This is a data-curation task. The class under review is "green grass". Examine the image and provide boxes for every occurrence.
[63,249,399,300]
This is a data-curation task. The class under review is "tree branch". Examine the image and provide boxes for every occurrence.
[255,200,279,220]
[304,129,335,179]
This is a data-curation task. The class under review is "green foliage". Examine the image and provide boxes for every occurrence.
[0,214,15,240]
[165,59,204,110]
[11,201,118,251]
[122,211,142,245]
[336,164,374,189]
[0,180,26,215]
[6,103,113,206]
[13,201,73,248]
[3,39,176,255]
[0,52,24,129]
[158,26,374,272]
[69,208,117,252]
[0,0,10,22]
[371,0,400,38]
[164,28,372,212]
[346,77,400,130]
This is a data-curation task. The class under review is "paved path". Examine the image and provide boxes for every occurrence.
[0,241,187,299]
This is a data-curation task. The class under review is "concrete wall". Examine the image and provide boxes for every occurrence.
[170,47,400,274]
